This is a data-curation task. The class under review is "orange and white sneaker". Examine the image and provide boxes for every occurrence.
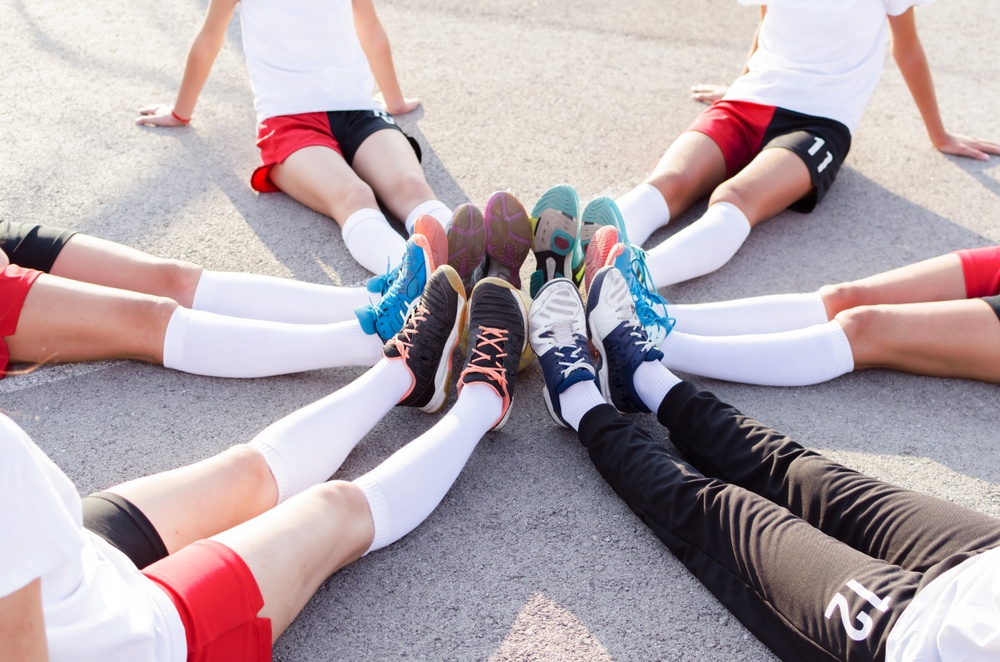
[413,214,449,271]
[583,224,622,296]
[457,277,529,430]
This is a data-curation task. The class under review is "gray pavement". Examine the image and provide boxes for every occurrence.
[2,1,999,660]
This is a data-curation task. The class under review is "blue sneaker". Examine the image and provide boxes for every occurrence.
[586,266,664,413]
[356,234,433,342]
[608,242,675,344]
[528,278,597,428]
[529,185,582,297]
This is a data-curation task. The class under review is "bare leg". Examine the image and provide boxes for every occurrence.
[50,234,203,308]
[6,274,176,364]
[709,147,813,226]
[820,253,967,318]
[269,145,379,225]
[351,129,438,223]
[839,298,1000,381]
[644,131,728,218]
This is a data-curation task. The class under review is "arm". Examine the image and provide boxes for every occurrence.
[135,0,239,127]
[0,579,48,662]
[889,8,1000,160]
[352,0,419,115]
[692,6,765,104]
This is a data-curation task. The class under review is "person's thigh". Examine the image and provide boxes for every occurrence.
[269,145,378,225]
[839,298,1000,381]
[6,273,177,364]
[645,131,728,217]
[821,253,967,317]
[709,146,813,225]
[50,234,203,307]
[351,128,435,221]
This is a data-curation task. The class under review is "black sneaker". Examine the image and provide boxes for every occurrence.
[457,277,529,430]
[384,265,468,413]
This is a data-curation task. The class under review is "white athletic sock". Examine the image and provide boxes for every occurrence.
[250,358,411,502]
[659,320,855,387]
[671,292,829,336]
[404,200,452,235]
[354,383,500,553]
[342,208,407,275]
[616,183,670,247]
[161,307,384,378]
[645,202,752,286]
[633,361,683,413]
[192,270,372,324]
[558,380,608,431]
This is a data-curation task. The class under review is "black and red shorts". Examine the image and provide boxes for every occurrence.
[686,100,852,213]
[956,246,1000,321]
[0,265,43,377]
[1,220,77,272]
[252,109,421,193]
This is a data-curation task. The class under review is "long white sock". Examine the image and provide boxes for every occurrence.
[249,358,411,502]
[161,307,384,378]
[633,361,683,413]
[558,380,608,431]
[616,183,670,247]
[671,292,829,336]
[645,202,752,286]
[354,383,500,553]
[659,320,855,386]
[404,200,452,235]
[342,208,407,275]
[192,271,372,324]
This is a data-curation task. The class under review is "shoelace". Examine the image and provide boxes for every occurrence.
[370,256,399,296]
[626,248,675,344]
[465,326,509,389]
[611,297,660,359]
[541,320,594,379]
[391,302,428,361]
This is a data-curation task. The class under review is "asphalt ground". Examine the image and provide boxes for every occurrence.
[2,1,999,660]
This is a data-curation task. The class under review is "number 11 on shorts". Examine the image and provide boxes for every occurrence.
[825,579,892,642]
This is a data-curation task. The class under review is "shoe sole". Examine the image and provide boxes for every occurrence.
[584,225,620,296]
[581,196,629,253]
[414,215,448,272]
[483,192,532,290]
[448,203,486,281]
[529,186,581,297]
[421,266,469,414]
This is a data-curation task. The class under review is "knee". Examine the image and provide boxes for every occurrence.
[336,180,379,216]
[148,260,203,306]
[819,281,865,318]
[707,181,753,217]
[314,481,375,557]
[832,305,883,360]
[651,169,704,208]
[390,170,434,205]
[122,295,182,361]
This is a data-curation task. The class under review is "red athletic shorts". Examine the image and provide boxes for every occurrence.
[956,246,1000,298]
[143,539,272,662]
[0,264,42,378]
[251,112,345,194]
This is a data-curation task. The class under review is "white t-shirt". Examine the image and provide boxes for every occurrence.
[886,546,1000,661]
[239,0,380,123]
[0,415,186,662]
[725,0,933,134]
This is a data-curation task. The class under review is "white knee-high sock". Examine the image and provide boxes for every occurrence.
[354,383,500,553]
[616,183,670,247]
[671,292,829,336]
[192,271,372,324]
[645,202,752,286]
[558,380,608,431]
[161,307,384,378]
[659,321,855,386]
[250,358,412,502]
[342,208,407,275]
[405,200,452,235]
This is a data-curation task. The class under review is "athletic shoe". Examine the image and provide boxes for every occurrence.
[457,277,528,430]
[528,278,597,428]
[583,224,621,295]
[356,234,433,342]
[586,266,664,413]
[384,265,468,413]
[528,184,582,297]
[414,214,448,271]
[580,195,629,258]
[471,191,533,290]
[608,242,675,344]
[447,203,487,293]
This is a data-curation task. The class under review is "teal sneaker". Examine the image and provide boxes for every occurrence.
[580,195,629,258]
[529,184,582,297]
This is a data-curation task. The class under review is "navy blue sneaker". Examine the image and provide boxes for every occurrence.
[356,235,433,342]
[528,278,597,428]
[586,266,664,413]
